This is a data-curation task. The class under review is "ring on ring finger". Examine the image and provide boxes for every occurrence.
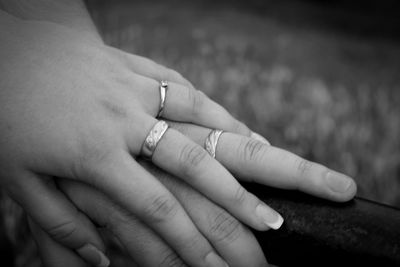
[157,80,168,118]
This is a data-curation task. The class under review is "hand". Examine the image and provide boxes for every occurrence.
[0,12,281,267]
[30,121,356,266]
[31,160,267,267]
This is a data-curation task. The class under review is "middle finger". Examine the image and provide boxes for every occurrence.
[139,116,283,231]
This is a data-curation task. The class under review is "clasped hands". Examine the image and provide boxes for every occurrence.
[0,10,356,267]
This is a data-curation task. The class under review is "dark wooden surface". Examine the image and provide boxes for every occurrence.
[248,184,400,266]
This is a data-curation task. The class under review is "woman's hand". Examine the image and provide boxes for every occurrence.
[0,11,285,267]
[31,162,267,267]
[27,115,357,267]
[30,129,356,267]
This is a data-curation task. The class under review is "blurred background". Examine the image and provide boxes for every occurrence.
[89,0,400,206]
[3,0,400,266]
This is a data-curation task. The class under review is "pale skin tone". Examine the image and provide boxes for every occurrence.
[0,1,357,266]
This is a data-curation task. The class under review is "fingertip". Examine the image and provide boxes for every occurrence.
[255,204,284,230]
[325,171,357,202]
[269,213,284,230]
[340,178,358,202]
[77,243,110,267]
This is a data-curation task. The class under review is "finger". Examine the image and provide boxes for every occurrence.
[169,122,357,202]
[112,47,196,90]
[113,50,257,138]
[9,172,109,267]
[146,123,283,231]
[140,159,269,267]
[58,179,187,267]
[80,150,228,267]
[140,78,254,137]
[29,217,88,267]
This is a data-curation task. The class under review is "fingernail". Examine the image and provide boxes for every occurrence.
[325,171,353,193]
[205,252,229,267]
[77,243,110,267]
[251,132,271,145]
[256,204,284,230]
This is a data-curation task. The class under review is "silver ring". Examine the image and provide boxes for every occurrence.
[157,80,168,118]
[141,120,169,159]
[204,129,224,158]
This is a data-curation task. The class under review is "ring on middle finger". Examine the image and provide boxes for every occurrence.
[141,120,169,159]
[204,129,224,158]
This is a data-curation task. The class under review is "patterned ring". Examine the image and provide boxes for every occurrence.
[204,129,224,158]
[141,120,169,159]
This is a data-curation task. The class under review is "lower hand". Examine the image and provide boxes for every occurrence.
[31,159,267,267]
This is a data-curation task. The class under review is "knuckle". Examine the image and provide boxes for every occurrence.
[177,233,203,252]
[296,158,314,178]
[209,211,242,243]
[232,186,248,205]
[159,250,186,267]
[46,219,78,243]
[165,68,185,83]
[179,143,208,175]
[144,195,179,223]
[189,89,206,118]
[239,138,268,163]
[72,138,117,180]
[99,97,129,119]
[166,69,194,90]
[105,203,140,230]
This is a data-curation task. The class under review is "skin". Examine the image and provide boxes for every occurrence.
[0,9,277,267]
[32,121,357,267]
[35,161,267,267]
[0,1,357,266]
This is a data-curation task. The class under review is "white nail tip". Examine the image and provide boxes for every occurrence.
[256,205,284,230]
[251,132,271,145]
[97,253,110,267]
[267,214,284,230]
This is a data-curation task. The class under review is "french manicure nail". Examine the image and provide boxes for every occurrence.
[256,204,284,230]
[251,132,271,145]
[325,171,352,193]
[205,251,229,267]
[77,243,110,267]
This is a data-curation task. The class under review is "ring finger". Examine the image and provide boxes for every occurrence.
[126,69,265,139]
[169,122,357,202]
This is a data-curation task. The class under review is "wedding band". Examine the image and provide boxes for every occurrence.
[204,129,224,158]
[157,80,168,117]
[141,120,169,159]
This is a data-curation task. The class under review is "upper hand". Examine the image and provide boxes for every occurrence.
[0,14,287,267]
